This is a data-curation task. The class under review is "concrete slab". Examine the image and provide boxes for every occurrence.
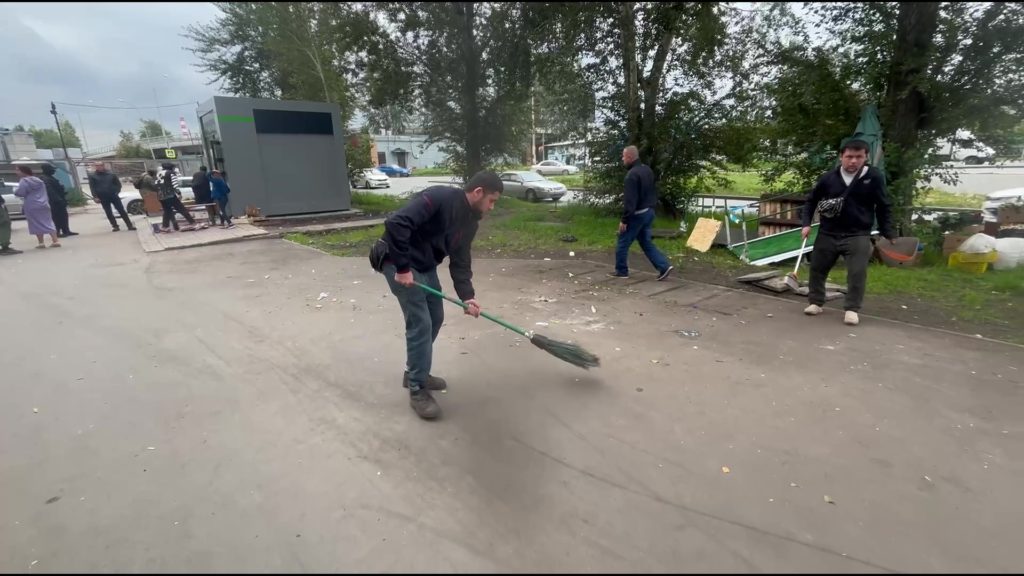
[2,215,1023,572]
[737,270,783,283]
[136,218,268,252]
[754,276,793,293]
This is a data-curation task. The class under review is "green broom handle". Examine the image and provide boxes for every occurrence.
[413,281,531,338]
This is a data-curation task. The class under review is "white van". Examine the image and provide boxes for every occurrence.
[930,130,996,165]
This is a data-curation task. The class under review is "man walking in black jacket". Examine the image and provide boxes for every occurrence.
[610,146,673,280]
[801,139,895,326]
[88,162,135,232]
[375,171,503,420]
[40,164,77,237]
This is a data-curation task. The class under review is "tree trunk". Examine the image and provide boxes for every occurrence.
[459,2,483,180]
[883,1,940,233]
[620,2,640,146]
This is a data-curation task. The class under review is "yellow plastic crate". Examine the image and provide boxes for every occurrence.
[948,250,998,273]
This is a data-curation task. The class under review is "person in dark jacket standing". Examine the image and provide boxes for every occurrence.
[191,166,216,223]
[88,162,135,232]
[40,164,77,237]
[377,171,503,420]
[801,139,895,326]
[610,145,673,280]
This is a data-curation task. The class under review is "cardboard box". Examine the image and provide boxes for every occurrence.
[998,204,1024,225]
[942,225,985,257]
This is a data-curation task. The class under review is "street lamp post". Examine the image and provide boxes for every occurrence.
[49,102,82,191]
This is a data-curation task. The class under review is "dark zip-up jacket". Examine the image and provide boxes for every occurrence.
[802,165,895,239]
[88,171,122,199]
[622,160,658,223]
[383,185,479,301]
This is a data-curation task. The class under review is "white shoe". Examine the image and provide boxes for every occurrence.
[844,311,860,326]
[804,304,823,316]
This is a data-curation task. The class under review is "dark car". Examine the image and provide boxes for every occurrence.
[377,164,412,177]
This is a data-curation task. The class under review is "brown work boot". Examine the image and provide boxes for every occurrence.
[409,389,441,420]
[403,372,447,391]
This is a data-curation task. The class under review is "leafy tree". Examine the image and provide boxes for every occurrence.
[769,1,1024,230]
[370,2,537,181]
[116,130,149,158]
[23,119,83,149]
[184,2,377,129]
[529,2,737,216]
[345,133,374,180]
[138,119,171,140]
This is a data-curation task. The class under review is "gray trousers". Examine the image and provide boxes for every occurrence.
[809,233,873,312]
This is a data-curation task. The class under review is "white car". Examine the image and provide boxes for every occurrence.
[2,182,25,218]
[120,175,195,215]
[351,168,390,189]
[930,130,996,165]
[982,187,1024,223]
[531,160,579,176]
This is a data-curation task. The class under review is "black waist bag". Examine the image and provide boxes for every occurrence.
[369,238,389,273]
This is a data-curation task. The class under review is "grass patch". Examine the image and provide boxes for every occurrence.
[285,225,385,257]
[916,188,985,209]
[824,262,1024,324]
[290,192,1019,339]
[548,174,588,188]
[411,167,453,177]
[351,191,404,215]
[66,187,88,207]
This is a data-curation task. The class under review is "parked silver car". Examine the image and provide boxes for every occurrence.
[498,171,567,202]
[530,159,579,176]
[1,181,25,218]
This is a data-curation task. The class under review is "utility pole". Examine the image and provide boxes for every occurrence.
[50,102,82,191]
[77,112,89,151]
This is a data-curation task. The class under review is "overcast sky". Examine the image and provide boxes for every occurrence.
[0,2,223,151]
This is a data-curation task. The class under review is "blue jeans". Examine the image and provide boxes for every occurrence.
[615,209,670,276]
[216,197,232,224]
[382,264,444,392]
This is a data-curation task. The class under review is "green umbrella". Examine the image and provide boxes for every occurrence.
[841,104,886,179]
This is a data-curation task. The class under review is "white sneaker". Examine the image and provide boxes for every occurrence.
[844,311,860,326]
[804,304,823,316]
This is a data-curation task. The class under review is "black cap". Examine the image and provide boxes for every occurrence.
[463,170,503,194]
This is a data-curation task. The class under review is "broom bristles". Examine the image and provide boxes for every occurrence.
[530,333,601,370]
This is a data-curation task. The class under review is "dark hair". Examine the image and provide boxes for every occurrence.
[199,166,207,171]
[463,170,503,195]
[161,162,176,170]
[840,139,870,154]
[16,165,33,176]
[41,164,56,175]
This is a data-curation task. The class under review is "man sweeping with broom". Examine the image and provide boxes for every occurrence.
[370,171,503,420]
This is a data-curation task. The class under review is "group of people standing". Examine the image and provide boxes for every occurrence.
[135,164,233,233]
[0,161,237,254]
[0,163,78,254]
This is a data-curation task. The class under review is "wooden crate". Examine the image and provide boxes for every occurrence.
[758,192,807,238]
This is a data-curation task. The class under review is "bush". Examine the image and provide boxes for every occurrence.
[65,187,88,207]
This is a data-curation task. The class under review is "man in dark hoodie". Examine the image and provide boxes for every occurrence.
[88,162,135,232]
[40,164,77,237]
[801,139,895,326]
[610,145,673,280]
[373,171,503,420]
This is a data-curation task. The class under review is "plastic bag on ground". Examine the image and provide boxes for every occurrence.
[959,233,998,254]
[993,237,1024,271]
